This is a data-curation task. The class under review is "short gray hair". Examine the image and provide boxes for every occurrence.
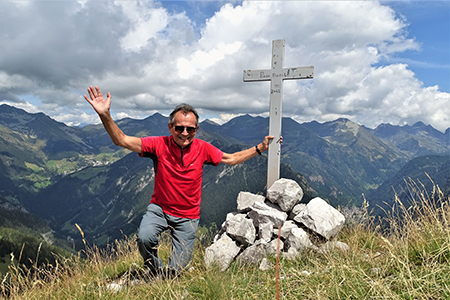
[169,103,199,126]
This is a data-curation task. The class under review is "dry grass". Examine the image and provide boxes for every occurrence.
[2,178,450,299]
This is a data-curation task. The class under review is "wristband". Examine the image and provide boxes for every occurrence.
[255,145,262,155]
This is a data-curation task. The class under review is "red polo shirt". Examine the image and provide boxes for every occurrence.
[140,136,223,219]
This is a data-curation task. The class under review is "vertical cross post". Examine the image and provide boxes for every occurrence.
[243,39,314,189]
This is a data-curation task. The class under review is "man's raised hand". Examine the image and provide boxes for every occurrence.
[84,86,111,116]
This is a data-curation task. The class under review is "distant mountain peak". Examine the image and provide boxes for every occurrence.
[151,112,166,118]
[235,114,253,120]
[0,103,29,115]
[142,112,167,122]
[411,121,439,133]
[412,121,425,126]
[327,118,361,136]
[202,119,220,126]
[334,117,352,123]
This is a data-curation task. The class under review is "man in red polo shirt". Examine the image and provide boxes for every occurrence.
[84,86,275,278]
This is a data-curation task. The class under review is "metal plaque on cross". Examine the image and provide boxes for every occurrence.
[243,39,314,189]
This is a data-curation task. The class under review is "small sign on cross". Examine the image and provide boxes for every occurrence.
[243,39,314,189]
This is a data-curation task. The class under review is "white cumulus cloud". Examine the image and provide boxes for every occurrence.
[0,0,448,131]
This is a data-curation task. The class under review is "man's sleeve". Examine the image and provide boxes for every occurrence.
[204,141,223,166]
[139,136,159,157]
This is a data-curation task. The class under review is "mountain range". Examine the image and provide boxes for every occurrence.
[0,103,448,249]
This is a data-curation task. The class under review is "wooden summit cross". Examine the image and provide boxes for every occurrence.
[243,39,314,189]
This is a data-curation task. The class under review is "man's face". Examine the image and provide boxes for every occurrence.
[168,111,198,149]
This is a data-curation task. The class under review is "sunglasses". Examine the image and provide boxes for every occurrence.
[174,125,197,134]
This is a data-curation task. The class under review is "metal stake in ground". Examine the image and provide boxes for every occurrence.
[243,39,314,189]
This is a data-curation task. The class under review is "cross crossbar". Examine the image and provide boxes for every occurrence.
[243,66,314,82]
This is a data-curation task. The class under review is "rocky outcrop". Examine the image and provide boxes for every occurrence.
[204,178,348,271]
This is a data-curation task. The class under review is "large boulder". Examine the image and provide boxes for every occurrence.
[286,227,313,252]
[225,213,256,247]
[294,197,345,240]
[248,201,287,228]
[283,227,315,260]
[204,234,241,271]
[267,178,304,212]
[237,191,265,213]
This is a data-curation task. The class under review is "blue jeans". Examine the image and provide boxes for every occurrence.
[137,203,199,275]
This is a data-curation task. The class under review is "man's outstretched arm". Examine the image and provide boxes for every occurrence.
[220,135,281,165]
[84,86,142,153]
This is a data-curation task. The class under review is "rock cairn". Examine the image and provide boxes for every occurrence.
[204,178,348,271]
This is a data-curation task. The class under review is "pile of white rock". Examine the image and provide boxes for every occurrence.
[204,178,349,271]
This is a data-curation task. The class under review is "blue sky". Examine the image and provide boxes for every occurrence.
[0,0,449,131]
[380,1,449,92]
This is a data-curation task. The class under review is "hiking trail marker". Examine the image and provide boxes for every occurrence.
[243,39,314,189]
